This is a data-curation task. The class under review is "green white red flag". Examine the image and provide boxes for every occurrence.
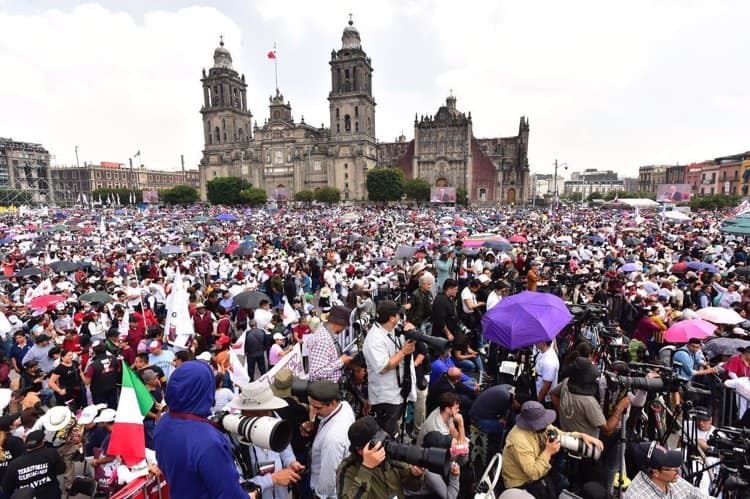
[107,364,154,466]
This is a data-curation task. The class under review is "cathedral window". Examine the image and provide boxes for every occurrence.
[239,128,244,140]
[336,108,340,118]
[355,122,359,132]
[273,111,280,119]
[354,106,358,117]
[337,124,340,133]
[344,115,351,132]
[214,127,221,143]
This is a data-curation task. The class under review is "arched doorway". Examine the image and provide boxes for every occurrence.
[506,188,516,203]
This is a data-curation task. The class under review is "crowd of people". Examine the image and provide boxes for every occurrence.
[0,202,748,498]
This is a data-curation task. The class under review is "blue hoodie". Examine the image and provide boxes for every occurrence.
[154,361,247,499]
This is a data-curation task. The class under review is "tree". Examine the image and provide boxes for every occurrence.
[240,187,267,206]
[587,191,602,201]
[294,190,314,202]
[366,168,404,203]
[160,185,199,205]
[403,178,431,203]
[456,187,468,206]
[690,194,741,210]
[314,186,341,203]
[206,176,250,205]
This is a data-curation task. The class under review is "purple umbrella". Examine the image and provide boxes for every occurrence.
[482,291,573,350]
[687,261,719,273]
[618,263,641,273]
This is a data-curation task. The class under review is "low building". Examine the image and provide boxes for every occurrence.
[564,179,624,198]
[50,163,200,205]
[530,173,565,199]
[569,169,617,183]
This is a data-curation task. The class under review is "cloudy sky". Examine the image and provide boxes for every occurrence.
[1,0,748,177]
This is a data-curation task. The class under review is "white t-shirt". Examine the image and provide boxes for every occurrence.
[535,348,559,402]
[486,291,502,311]
[460,287,477,314]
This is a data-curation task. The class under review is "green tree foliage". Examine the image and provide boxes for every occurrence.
[561,192,583,202]
[601,190,657,201]
[160,185,199,205]
[403,178,431,202]
[689,194,742,210]
[456,187,468,206]
[239,187,268,206]
[294,190,315,202]
[91,188,142,204]
[587,191,602,201]
[206,176,251,205]
[314,186,341,203]
[366,168,404,202]
[0,189,33,206]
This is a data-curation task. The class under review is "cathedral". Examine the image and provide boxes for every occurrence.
[198,19,530,204]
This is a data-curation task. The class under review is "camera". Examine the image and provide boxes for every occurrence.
[394,325,450,353]
[546,429,601,460]
[214,413,291,452]
[370,430,452,476]
[605,363,711,400]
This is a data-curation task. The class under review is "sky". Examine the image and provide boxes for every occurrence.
[0,0,748,177]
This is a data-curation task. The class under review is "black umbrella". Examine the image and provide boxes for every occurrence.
[24,248,44,257]
[624,237,641,247]
[14,267,43,278]
[208,244,224,254]
[735,266,750,277]
[78,291,114,304]
[159,245,184,256]
[233,246,254,257]
[82,241,96,248]
[50,261,79,273]
[234,291,271,310]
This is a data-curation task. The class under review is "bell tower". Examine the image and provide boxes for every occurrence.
[328,16,375,140]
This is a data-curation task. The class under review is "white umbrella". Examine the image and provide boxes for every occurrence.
[696,307,744,325]
[663,211,691,222]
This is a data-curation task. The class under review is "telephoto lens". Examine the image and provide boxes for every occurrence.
[370,430,452,476]
[220,415,291,452]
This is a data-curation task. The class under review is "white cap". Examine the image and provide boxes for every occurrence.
[93,408,116,423]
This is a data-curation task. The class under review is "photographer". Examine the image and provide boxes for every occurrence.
[501,401,603,498]
[154,361,255,499]
[230,381,306,499]
[363,300,416,436]
[336,416,425,499]
[406,273,434,334]
[407,432,461,499]
[306,381,356,499]
[624,441,712,498]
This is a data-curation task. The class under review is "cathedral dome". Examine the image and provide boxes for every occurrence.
[213,38,233,70]
[341,17,361,50]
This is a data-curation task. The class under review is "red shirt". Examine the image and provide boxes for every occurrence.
[725,354,750,378]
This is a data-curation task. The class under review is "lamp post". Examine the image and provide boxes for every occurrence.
[553,159,568,211]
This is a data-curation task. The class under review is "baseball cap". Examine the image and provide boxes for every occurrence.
[148,340,162,352]
[76,404,107,425]
[632,441,681,469]
[25,430,45,449]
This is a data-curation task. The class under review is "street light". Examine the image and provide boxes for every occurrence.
[553,159,568,211]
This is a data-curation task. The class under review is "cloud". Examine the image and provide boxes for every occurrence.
[1,0,748,178]
[0,3,241,169]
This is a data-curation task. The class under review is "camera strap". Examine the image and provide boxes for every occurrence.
[168,411,223,432]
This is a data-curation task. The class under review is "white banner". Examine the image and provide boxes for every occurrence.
[257,344,306,386]
[164,271,194,349]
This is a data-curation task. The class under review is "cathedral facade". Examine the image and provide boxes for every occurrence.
[198,20,529,204]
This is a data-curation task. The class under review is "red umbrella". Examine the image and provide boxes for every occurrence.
[670,262,688,274]
[224,241,239,255]
[509,235,527,244]
[29,294,66,310]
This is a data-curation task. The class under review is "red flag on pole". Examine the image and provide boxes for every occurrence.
[267,50,276,59]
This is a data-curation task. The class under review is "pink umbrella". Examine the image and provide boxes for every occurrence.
[663,319,717,343]
[509,235,527,244]
[224,241,239,255]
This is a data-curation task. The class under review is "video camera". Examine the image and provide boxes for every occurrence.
[567,303,608,323]
[212,413,291,452]
[546,429,601,460]
[370,429,452,476]
[707,426,750,495]
[604,362,711,399]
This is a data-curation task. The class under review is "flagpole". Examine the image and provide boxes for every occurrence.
[274,42,278,92]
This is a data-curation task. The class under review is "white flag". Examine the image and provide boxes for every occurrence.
[282,297,298,326]
[31,278,54,298]
[82,194,89,207]
[229,347,250,387]
[164,271,195,349]
[257,344,306,385]
[99,217,106,235]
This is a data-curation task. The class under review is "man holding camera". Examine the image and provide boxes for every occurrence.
[309,306,353,383]
[337,416,425,499]
[306,381,356,499]
[501,401,603,499]
[363,300,417,437]
[624,441,712,498]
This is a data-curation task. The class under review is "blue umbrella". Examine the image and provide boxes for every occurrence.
[587,235,605,244]
[216,213,238,221]
[483,239,513,251]
[482,291,573,350]
[687,261,719,273]
[619,263,641,272]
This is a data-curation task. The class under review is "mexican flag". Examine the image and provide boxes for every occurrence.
[107,364,154,465]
